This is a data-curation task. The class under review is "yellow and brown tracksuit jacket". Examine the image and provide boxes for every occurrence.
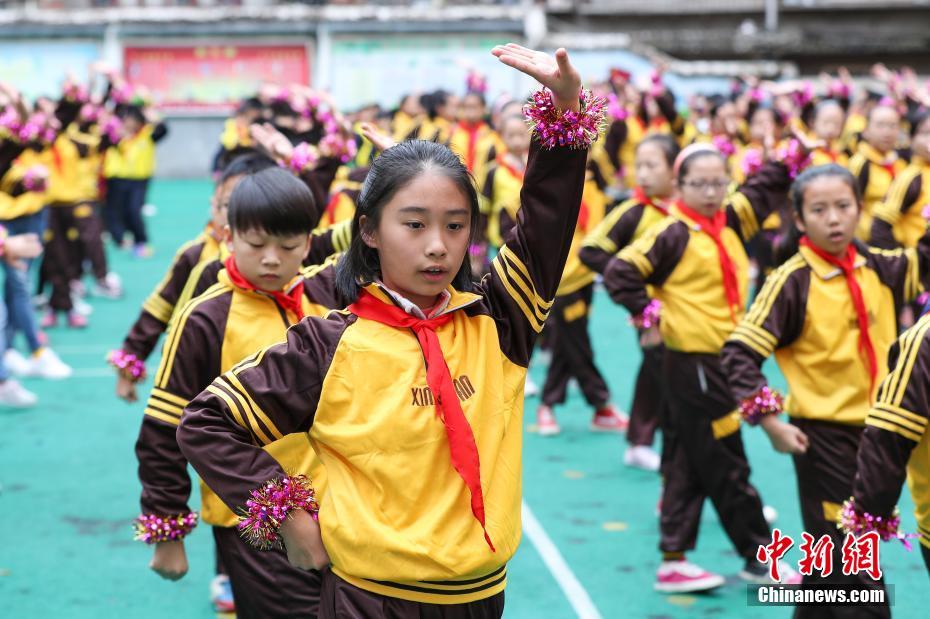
[722,237,930,425]
[121,227,228,361]
[848,141,907,242]
[603,162,791,354]
[176,140,587,604]
[317,165,368,230]
[871,157,930,250]
[603,91,684,188]
[852,313,930,551]
[449,121,502,190]
[136,262,344,528]
[0,137,47,221]
[579,193,672,276]
[103,122,167,181]
[480,157,524,249]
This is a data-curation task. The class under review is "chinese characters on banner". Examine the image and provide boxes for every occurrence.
[123,45,310,112]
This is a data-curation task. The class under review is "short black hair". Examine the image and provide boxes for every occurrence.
[219,152,276,185]
[637,134,680,168]
[335,140,480,302]
[227,167,319,236]
[121,105,146,125]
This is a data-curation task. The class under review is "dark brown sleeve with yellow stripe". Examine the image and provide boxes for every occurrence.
[477,139,588,367]
[305,219,352,267]
[579,200,645,275]
[177,314,350,514]
[121,240,205,360]
[136,292,229,519]
[602,219,689,316]
[864,231,930,311]
[725,161,791,243]
[721,257,809,401]
[871,171,922,249]
[853,318,930,518]
[297,156,342,221]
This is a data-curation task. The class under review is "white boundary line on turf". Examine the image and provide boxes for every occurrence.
[522,500,604,619]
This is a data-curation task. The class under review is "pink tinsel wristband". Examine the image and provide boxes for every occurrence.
[133,512,198,544]
[775,138,812,181]
[238,474,320,551]
[288,142,319,175]
[523,87,607,150]
[630,299,661,330]
[107,349,147,383]
[839,498,914,549]
[738,385,784,425]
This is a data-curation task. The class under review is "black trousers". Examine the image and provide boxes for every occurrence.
[212,525,321,619]
[105,177,149,244]
[319,568,505,619]
[541,283,610,408]
[790,418,889,619]
[659,350,771,558]
[627,343,665,447]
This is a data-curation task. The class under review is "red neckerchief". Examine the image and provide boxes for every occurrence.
[347,289,495,552]
[675,200,742,323]
[324,193,342,225]
[799,237,878,393]
[633,187,669,216]
[457,121,485,173]
[224,256,305,321]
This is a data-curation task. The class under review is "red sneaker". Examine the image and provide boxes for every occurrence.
[67,311,88,329]
[655,560,725,593]
[536,405,561,436]
[591,405,628,432]
[40,311,57,329]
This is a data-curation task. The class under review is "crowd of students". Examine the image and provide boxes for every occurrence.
[4,44,930,618]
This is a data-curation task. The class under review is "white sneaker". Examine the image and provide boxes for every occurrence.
[624,445,661,472]
[763,505,778,525]
[92,272,123,300]
[29,348,73,380]
[0,379,38,408]
[71,296,94,317]
[740,560,802,585]
[524,375,540,398]
[4,349,32,377]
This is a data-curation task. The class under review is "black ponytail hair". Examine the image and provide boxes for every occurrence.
[335,140,481,302]
[773,164,861,265]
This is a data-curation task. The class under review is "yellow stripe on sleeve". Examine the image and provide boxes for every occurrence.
[865,417,923,443]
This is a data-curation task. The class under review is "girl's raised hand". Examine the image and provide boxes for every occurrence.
[492,44,581,112]
[358,122,396,153]
[250,122,294,163]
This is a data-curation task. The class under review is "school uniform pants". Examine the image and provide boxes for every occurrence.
[212,525,321,619]
[627,343,665,447]
[2,208,46,352]
[659,350,771,558]
[319,567,505,619]
[41,204,83,313]
[105,177,149,245]
[541,284,611,408]
[74,201,108,281]
[789,418,889,619]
